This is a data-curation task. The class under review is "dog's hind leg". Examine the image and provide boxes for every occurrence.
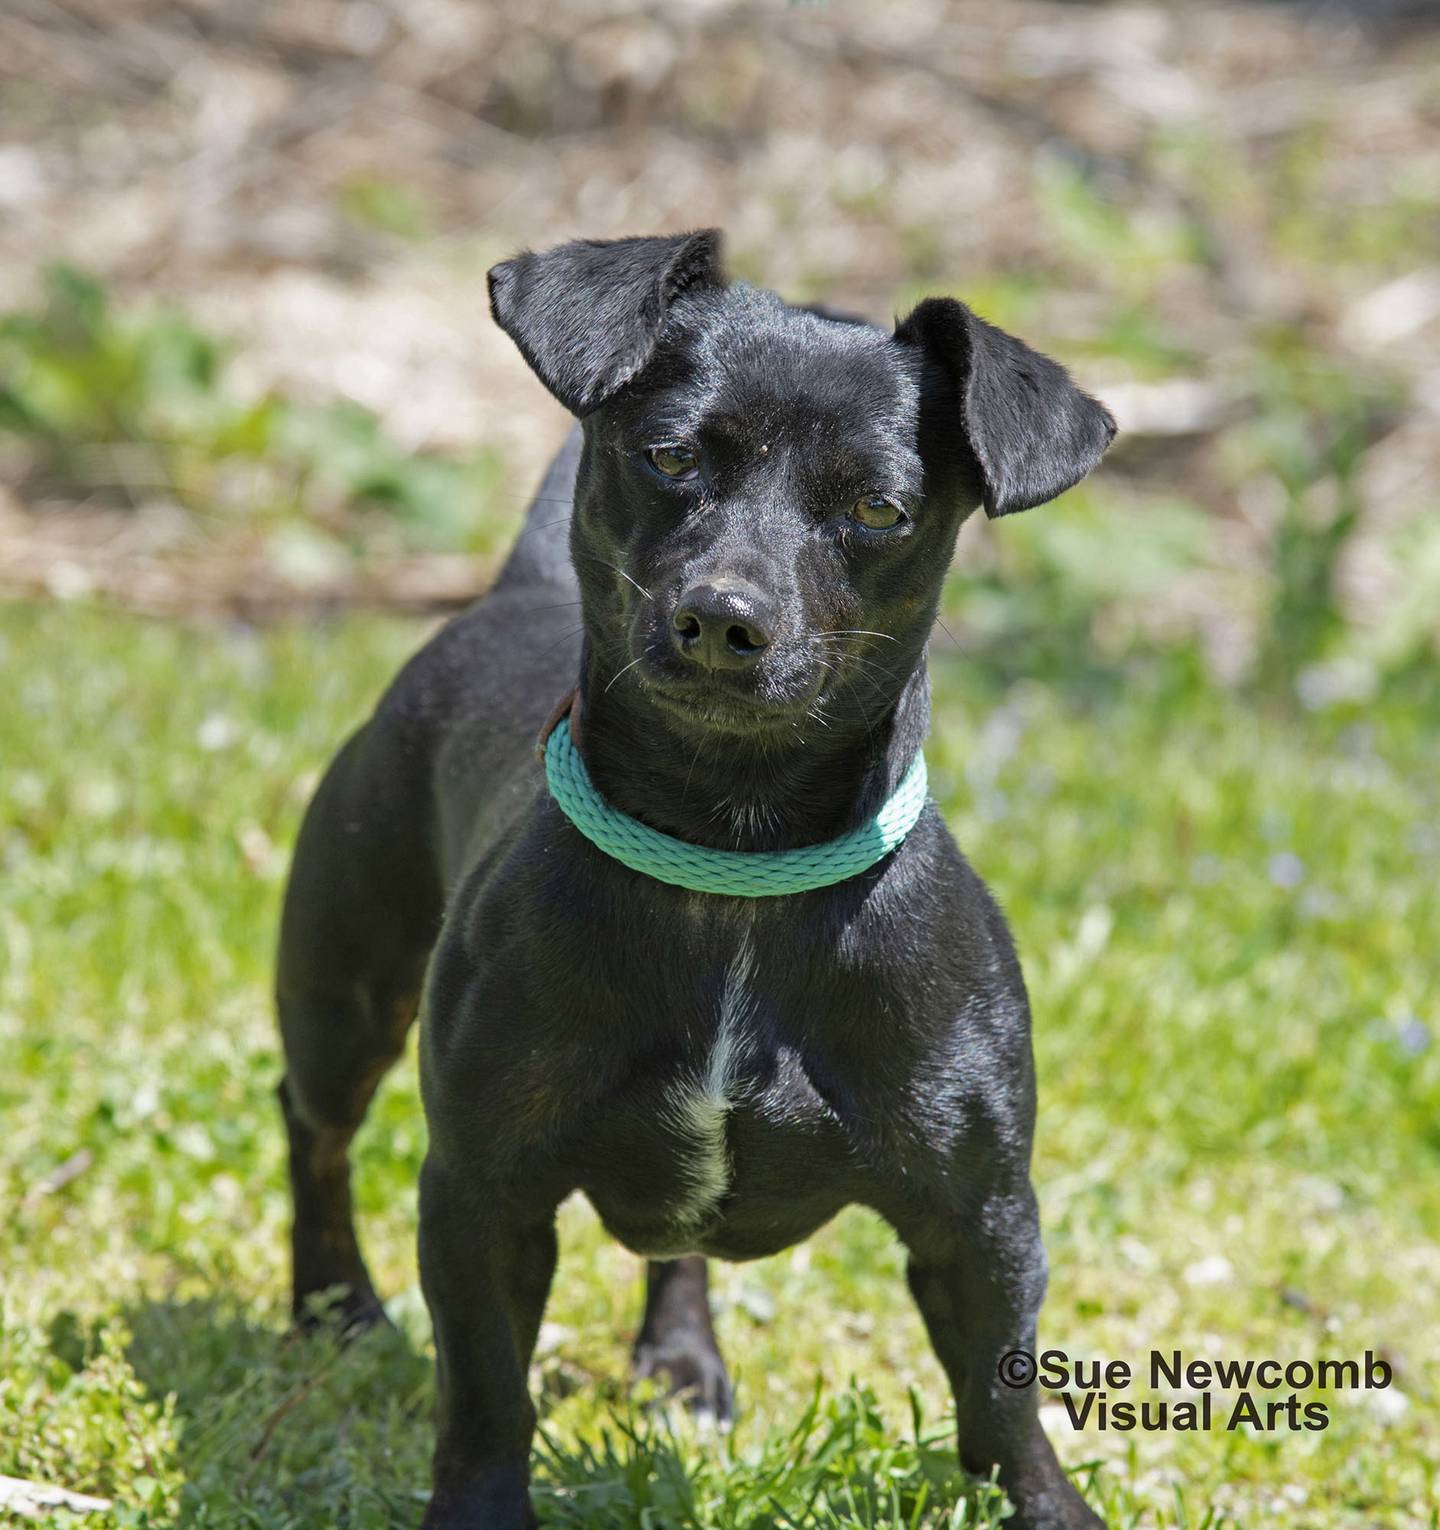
[631,1257,733,1425]
[277,981,424,1332]
[276,725,441,1332]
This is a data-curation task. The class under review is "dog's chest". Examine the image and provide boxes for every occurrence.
[658,934,760,1226]
[578,931,855,1259]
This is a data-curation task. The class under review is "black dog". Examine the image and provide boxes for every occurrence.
[276,230,1115,1529]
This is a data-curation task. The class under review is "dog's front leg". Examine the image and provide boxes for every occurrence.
[418,1157,557,1530]
[901,1182,1103,1530]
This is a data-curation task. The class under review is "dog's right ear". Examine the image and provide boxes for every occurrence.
[487,230,725,416]
[895,297,1116,518]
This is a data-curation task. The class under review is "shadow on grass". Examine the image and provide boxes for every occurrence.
[123,1295,434,1528]
[119,1298,1012,1528]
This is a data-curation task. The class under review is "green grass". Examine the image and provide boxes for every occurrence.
[2,601,1437,1528]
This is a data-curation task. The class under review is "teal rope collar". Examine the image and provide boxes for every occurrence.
[541,707,929,898]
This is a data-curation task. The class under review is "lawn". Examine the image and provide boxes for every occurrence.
[1,599,1436,1528]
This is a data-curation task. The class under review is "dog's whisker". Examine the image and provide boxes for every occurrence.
[845,657,901,689]
[804,704,832,732]
[603,654,648,694]
[682,727,715,807]
[933,615,964,650]
[575,553,653,602]
[507,515,575,541]
[537,623,586,660]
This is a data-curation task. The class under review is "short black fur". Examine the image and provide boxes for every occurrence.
[276,229,1115,1529]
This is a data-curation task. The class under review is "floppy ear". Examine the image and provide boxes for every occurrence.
[895,297,1116,517]
[487,230,726,416]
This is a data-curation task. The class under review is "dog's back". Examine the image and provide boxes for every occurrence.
[279,427,583,976]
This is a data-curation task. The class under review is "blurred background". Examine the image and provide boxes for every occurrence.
[3,4,1439,1527]
[2,0,1438,696]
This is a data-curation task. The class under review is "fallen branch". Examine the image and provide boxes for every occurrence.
[249,1370,331,1463]
[21,1148,94,1208]
[0,1474,113,1519]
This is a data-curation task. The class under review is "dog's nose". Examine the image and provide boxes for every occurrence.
[671,578,774,670]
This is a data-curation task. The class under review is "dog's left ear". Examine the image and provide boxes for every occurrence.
[895,297,1117,517]
[488,230,726,416]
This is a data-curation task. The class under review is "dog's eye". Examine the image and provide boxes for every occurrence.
[851,495,904,530]
[646,444,699,480]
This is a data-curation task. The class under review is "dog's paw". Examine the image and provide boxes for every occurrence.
[996,1479,1106,1530]
[419,1470,536,1530]
[631,1335,734,1428]
[293,1281,394,1342]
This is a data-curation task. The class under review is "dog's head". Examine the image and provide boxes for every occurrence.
[490,230,1115,739]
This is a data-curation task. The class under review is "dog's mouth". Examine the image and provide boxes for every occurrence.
[642,671,815,734]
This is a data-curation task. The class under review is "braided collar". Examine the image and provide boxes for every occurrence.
[537,691,928,897]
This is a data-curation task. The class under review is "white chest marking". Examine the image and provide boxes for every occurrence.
[662,934,756,1226]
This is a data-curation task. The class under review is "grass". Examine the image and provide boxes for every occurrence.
[2,598,1437,1528]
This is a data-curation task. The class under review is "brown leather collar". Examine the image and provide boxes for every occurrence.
[536,685,584,761]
